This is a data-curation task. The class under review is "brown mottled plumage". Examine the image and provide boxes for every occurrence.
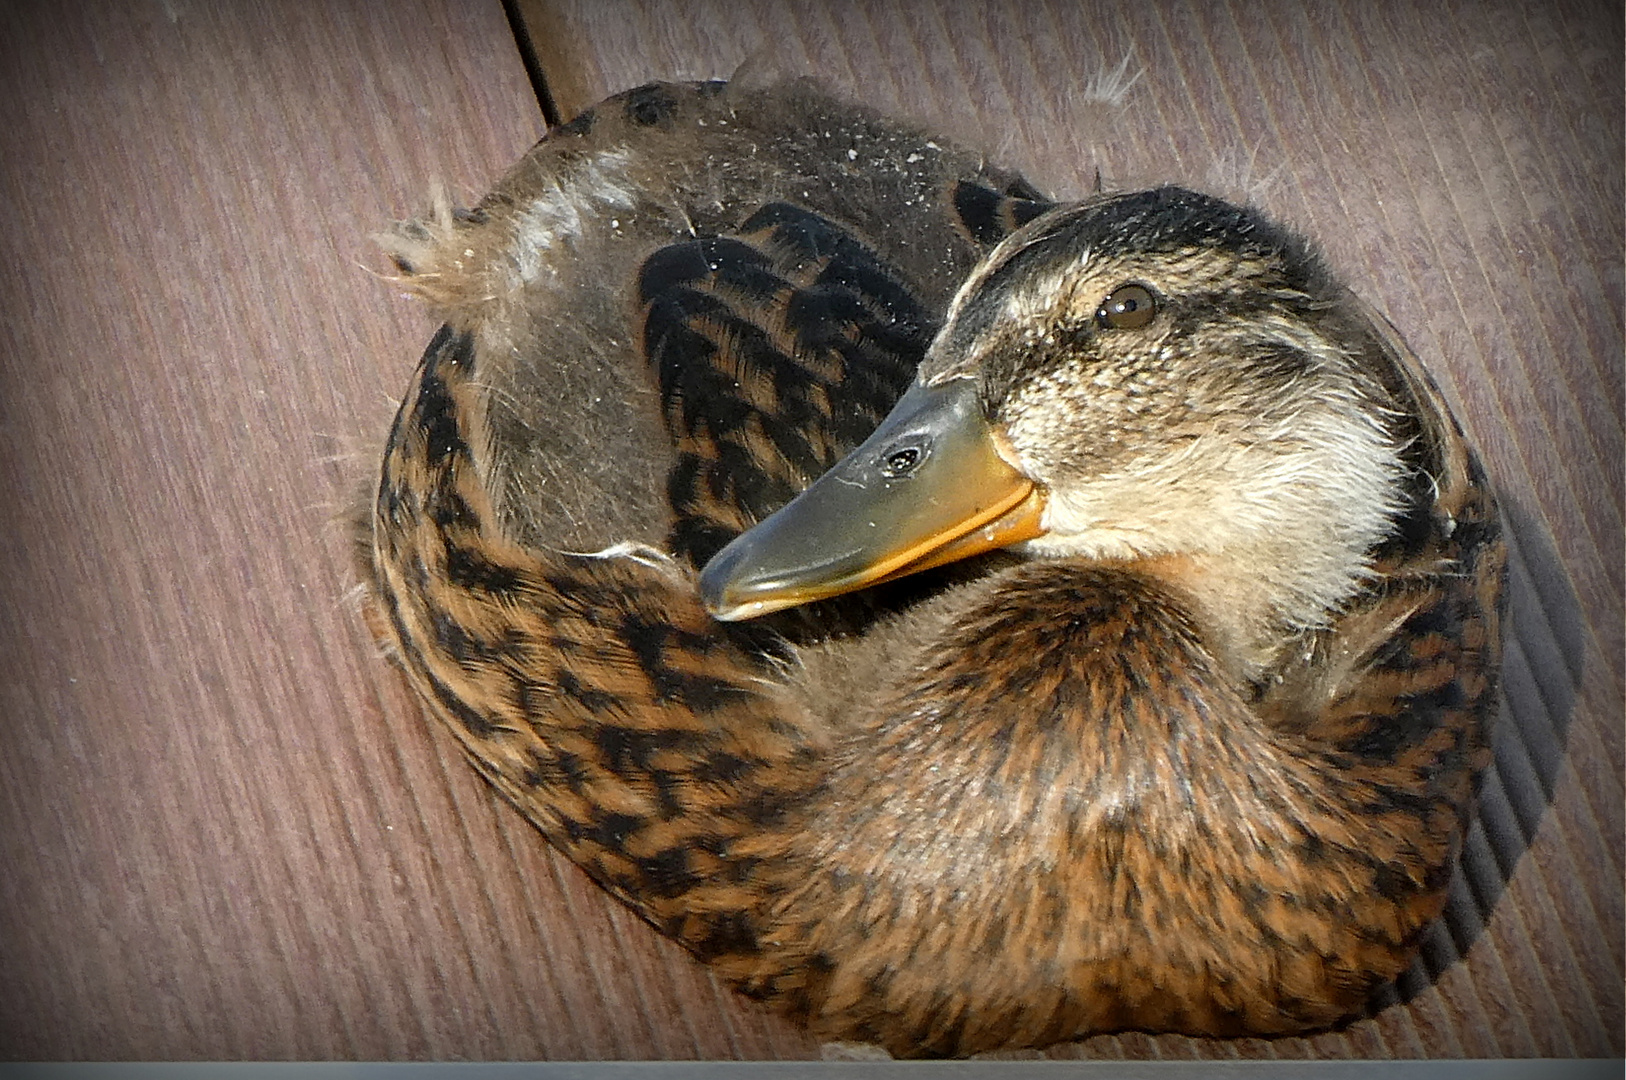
[359,80,1504,1057]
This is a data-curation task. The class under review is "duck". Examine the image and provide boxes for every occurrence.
[360,78,1505,1057]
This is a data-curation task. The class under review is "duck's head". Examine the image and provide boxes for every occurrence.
[700,186,1411,671]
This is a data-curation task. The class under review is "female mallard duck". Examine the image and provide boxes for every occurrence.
[362,79,1504,1057]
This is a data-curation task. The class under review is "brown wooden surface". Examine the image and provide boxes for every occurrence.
[0,0,1619,1061]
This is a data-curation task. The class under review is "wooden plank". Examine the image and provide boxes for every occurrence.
[5,0,1611,1063]
[0,0,808,1060]
[507,0,1624,1059]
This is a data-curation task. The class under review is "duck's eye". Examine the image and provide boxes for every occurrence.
[878,442,928,479]
[1096,283,1157,330]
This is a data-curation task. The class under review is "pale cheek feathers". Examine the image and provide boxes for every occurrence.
[1012,401,1407,634]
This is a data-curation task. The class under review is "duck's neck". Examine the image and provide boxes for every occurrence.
[1132,543,1352,684]
[1031,403,1407,683]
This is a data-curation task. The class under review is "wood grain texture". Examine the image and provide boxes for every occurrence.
[0,0,1616,1063]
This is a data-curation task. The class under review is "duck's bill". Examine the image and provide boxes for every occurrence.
[698,378,1048,621]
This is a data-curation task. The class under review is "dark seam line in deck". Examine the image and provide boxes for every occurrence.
[502,0,562,128]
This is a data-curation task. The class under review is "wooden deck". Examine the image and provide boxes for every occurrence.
[0,0,1618,1060]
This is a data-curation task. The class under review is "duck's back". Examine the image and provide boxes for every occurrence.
[378,79,1048,562]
